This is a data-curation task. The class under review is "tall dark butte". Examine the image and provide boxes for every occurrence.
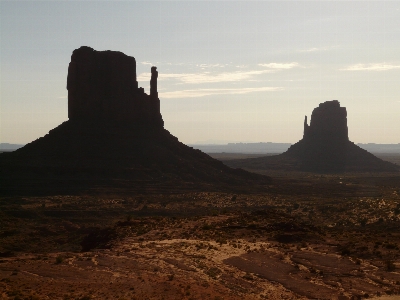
[226,100,399,173]
[0,46,269,195]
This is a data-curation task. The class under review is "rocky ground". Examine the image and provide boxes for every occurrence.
[1,170,400,299]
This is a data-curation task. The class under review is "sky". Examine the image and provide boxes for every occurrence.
[1,1,400,145]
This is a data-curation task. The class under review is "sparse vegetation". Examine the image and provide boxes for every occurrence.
[1,170,400,299]
[386,260,396,272]
[57,256,68,265]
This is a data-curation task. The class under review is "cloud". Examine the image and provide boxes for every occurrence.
[183,70,275,84]
[137,72,185,82]
[160,87,282,99]
[304,47,320,52]
[341,63,400,71]
[138,69,274,84]
[141,61,153,66]
[299,45,340,53]
[137,62,299,84]
[300,47,329,52]
[196,63,225,68]
[258,62,299,69]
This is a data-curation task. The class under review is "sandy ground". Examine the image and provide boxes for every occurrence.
[1,171,400,299]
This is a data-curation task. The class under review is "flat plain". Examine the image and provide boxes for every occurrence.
[1,154,400,299]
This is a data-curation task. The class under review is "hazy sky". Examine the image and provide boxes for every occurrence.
[1,1,400,144]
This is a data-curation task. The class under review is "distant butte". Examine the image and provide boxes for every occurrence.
[0,46,269,195]
[226,100,399,173]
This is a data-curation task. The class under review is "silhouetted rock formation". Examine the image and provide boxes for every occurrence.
[303,100,348,142]
[293,100,350,172]
[0,47,269,195]
[68,46,163,128]
[226,100,399,173]
[150,66,158,98]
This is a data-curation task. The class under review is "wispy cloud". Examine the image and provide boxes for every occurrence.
[141,61,153,66]
[138,69,274,84]
[304,47,320,52]
[300,47,328,52]
[196,63,226,69]
[299,45,340,53]
[258,62,299,69]
[138,62,299,84]
[160,87,282,99]
[138,72,181,82]
[341,63,400,71]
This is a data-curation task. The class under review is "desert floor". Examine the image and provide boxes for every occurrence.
[1,155,400,299]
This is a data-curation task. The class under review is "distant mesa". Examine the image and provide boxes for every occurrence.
[0,46,268,195]
[226,100,399,173]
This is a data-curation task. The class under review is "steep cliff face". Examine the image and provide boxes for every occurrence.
[303,100,348,143]
[288,100,349,172]
[67,46,163,128]
[226,100,399,173]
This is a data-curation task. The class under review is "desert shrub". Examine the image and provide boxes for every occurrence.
[384,243,397,249]
[340,246,351,256]
[243,273,254,281]
[206,267,221,279]
[0,250,15,257]
[359,218,367,227]
[386,260,396,272]
[356,246,368,252]
[80,227,117,251]
[216,238,227,245]
[55,255,64,264]
[202,223,213,230]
